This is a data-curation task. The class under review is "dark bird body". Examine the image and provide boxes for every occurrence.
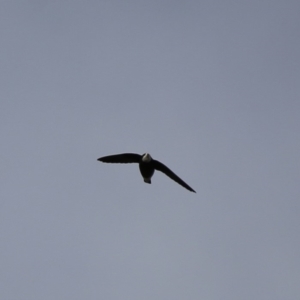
[97,153,196,193]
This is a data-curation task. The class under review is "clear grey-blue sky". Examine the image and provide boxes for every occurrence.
[1,1,299,299]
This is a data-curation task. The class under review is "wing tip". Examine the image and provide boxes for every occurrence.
[187,186,196,193]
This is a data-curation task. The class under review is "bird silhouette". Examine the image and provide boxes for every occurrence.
[97,153,196,193]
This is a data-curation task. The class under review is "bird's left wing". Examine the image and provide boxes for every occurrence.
[154,160,196,193]
[98,153,141,163]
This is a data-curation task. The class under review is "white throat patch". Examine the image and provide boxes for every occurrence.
[142,153,152,162]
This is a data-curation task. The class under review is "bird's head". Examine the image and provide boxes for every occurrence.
[142,153,152,162]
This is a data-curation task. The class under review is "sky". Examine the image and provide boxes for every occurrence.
[1,1,299,299]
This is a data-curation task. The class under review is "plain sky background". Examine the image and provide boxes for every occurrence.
[1,1,299,299]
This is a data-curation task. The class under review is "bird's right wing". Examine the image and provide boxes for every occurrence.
[97,153,141,163]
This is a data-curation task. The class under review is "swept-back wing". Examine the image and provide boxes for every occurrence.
[154,160,196,193]
[98,153,141,164]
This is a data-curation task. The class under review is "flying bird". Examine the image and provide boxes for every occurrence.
[97,153,196,193]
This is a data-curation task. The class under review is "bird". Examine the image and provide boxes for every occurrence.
[97,153,196,193]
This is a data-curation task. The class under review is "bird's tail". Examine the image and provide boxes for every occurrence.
[144,178,151,184]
